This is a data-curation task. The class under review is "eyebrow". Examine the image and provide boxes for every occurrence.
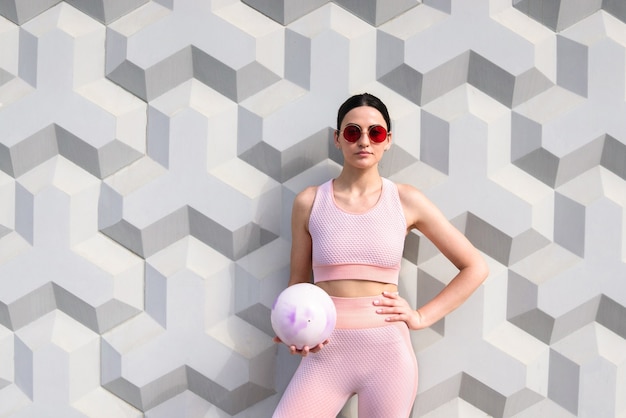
[344,123,384,128]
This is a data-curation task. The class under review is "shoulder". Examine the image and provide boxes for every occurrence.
[395,182,429,206]
[293,185,318,210]
[291,185,321,233]
[394,182,443,230]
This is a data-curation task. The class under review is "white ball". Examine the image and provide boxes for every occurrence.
[271,283,337,350]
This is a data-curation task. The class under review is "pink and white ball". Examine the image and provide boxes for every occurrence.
[271,283,337,350]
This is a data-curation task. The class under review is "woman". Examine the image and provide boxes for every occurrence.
[273,93,489,417]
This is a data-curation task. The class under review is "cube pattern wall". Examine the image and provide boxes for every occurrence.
[0,0,625,417]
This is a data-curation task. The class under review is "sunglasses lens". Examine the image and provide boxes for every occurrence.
[369,126,387,142]
[343,125,362,142]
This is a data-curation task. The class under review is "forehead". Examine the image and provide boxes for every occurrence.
[341,106,386,126]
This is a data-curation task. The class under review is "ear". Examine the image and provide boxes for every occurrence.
[334,130,341,148]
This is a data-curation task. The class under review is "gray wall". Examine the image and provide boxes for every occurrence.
[1,0,625,417]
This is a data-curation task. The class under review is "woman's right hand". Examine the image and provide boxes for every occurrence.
[273,336,328,357]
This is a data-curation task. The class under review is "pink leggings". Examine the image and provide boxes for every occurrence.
[273,295,418,418]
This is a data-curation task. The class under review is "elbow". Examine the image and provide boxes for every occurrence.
[457,257,489,288]
[476,257,489,284]
[463,255,489,285]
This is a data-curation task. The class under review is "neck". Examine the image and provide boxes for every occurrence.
[334,168,382,193]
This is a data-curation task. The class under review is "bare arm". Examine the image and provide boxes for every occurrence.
[376,184,489,329]
[273,186,325,356]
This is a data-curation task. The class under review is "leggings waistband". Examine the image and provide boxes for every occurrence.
[331,295,390,329]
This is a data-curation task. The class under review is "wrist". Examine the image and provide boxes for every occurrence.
[415,308,428,328]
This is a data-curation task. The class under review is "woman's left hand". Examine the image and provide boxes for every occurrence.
[374,291,426,330]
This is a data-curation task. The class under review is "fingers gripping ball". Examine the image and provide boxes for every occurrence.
[271,283,337,350]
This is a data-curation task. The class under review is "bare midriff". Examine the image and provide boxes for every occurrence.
[316,279,398,297]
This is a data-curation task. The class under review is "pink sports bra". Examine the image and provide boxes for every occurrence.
[308,178,407,285]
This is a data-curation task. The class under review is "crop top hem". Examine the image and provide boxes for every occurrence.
[313,264,400,285]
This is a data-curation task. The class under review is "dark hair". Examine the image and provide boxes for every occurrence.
[336,93,391,132]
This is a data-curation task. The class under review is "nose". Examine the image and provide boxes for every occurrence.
[356,131,370,146]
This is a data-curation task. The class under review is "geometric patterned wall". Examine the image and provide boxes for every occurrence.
[0,0,625,417]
